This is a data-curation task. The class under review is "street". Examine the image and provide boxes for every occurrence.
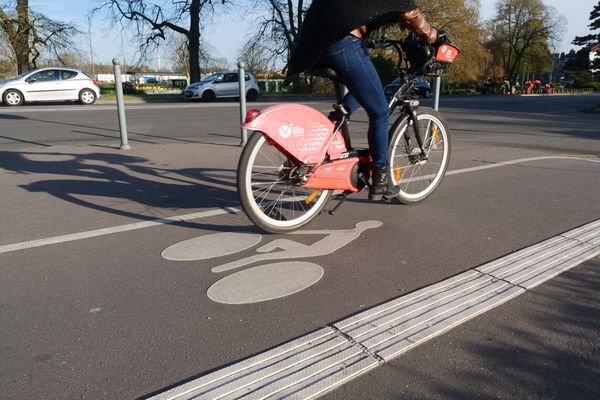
[0,94,599,399]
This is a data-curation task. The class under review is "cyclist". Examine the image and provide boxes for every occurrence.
[286,0,438,200]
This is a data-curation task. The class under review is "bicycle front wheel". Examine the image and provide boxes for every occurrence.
[388,108,451,204]
[237,131,332,233]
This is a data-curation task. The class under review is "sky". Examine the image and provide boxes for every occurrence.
[29,0,598,70]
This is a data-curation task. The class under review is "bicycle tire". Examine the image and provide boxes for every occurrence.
[237,131,332,233]
[387,107,451,204]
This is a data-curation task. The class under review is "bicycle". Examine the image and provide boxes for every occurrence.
[237,33,459,233]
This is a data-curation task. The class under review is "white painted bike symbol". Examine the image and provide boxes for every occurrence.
[162,221,382,304]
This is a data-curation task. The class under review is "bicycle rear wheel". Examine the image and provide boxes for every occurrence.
[388,108,451,204]
[238,131,332,233]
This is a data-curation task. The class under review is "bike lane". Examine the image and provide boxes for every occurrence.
[1,142,599,399]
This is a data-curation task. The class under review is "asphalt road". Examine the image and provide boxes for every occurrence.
[0,94,598,154]
[0,94,599,399]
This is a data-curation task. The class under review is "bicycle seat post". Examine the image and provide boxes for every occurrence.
[332,80,352,150]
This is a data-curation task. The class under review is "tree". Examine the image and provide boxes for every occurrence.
[487,0,565,81]
[416,0,487,83]
[247,0,306,66]
[563,48,593,83]
[572,1,600,47]
[571,1,600,71]
[0,0,81,73]
[166,31,216,77]
[238,38,271,74]
[371,0,486,83]
[95,0,230,83]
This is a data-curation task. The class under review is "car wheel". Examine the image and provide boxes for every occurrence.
[3,89,24,106]
[202,90,216,102]
[246,89,258,102]
[79,89,97,105]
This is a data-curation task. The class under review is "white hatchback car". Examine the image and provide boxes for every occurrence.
[0,67,101,106]
[184,71,260,102]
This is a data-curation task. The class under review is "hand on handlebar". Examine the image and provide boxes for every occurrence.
[433,29,449,46]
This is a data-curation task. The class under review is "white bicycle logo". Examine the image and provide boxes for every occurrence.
[162,221,382,304]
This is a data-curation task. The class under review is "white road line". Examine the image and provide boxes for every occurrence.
[0,207,240,255]
[147,219,600,400]
[0,156,597,255]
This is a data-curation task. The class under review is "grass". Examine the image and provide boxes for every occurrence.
[98,91,184,102]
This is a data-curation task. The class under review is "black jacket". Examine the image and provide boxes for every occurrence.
[286,0,417,77]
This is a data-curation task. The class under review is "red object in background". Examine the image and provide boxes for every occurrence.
[435,44,460,63]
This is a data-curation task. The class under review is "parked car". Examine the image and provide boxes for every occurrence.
[184,71,260,102]
[0,67,100,106]
[384,76,431,100]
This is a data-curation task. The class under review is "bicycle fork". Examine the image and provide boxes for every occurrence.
[403,104,428,159]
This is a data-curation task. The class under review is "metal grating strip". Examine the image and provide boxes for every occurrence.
[236,350,375,400]
[375,285,524,361]
[560,219,600,245]
[356,279,514,351]
[476,236,578,275]
[150,328,338,400]
[334,270,481,331]
[511,246,600,289]
[193,335,350,399]
[274,356,378,400]
[480,241,595,288]
[338,274,498,341]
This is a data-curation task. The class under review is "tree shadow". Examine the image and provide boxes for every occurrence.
[0,150,253,232]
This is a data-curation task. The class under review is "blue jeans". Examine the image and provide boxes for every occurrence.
[318,35,390,167]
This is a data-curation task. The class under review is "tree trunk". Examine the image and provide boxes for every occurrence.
[15,0,31,73]
[188,0,201,83]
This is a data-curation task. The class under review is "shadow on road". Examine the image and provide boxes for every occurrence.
[0,150,252,232]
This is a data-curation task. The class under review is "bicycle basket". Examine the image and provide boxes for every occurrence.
[425,43,460,76]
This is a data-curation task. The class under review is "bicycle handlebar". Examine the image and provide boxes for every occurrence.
[368,32,459,77]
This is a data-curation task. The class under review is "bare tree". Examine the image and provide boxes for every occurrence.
[0,0,80,73]
[247,0,306,65]
[237,38,271,74]
[487,0,565,81]
[166,31,216,77]
[95,0,230,83]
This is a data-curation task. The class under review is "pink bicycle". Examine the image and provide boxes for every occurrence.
[237,34,459,233]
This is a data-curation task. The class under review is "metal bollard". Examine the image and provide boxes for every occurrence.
[238,61,248,146]
[112,58,130,150]
[433,76,441,111]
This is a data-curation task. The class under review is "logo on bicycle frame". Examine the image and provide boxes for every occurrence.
[279,123,304,139]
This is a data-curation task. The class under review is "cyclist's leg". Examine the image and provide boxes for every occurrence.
[322,37,389,167]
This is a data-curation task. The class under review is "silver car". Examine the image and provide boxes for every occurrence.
[184,71,260,102]
[0,67,101,106]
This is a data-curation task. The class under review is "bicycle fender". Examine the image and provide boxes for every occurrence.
[242,104,347,164]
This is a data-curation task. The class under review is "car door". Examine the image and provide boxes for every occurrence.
[219,73,239,97]
[59,69,80,100]
[24,69,62,101]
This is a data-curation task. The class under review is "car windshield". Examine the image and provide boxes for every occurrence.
[2,70,32,82]
[201,74,220,83]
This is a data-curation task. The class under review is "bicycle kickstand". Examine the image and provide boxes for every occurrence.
[328,191,353,215]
